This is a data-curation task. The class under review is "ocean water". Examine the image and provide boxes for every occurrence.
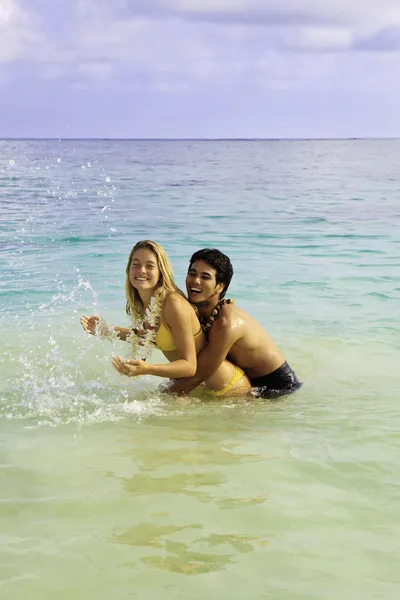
[1,139,399,599]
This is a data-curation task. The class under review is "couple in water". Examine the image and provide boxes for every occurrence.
[81,240,302,399]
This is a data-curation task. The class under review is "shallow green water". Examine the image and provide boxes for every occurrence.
[1,139,399,598]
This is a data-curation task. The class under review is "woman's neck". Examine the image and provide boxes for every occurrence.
[138,289,155,311]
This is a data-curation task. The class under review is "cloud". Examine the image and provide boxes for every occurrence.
[1,0,400,99]
[281,27,353,52]
[357,26,400,51]
[82,0,400,29]
[0,0,42,62]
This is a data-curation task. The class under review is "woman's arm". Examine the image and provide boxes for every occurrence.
[80,315,131,341]
[110,326,131,341]
[112,294,197,379]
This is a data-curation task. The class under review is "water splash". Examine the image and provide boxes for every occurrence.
[39,276,99,313]
[0,276,167,427]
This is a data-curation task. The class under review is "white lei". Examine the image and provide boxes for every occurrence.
[126,295,161,360]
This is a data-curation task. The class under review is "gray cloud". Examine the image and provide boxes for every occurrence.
[1,0,400,139]
[82,0,400,28]
[356,26,400,51]
[3,0,400,70]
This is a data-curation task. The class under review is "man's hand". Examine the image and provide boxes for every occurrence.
[165,378,198,395]
[112,356,147,377]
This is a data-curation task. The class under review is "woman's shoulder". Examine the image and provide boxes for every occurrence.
[163,291,190,311]
[162,292,197,329]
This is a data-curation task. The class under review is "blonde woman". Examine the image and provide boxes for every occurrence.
[80,240,250,398]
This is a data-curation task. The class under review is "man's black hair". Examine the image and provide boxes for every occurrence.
[188,248,233,299]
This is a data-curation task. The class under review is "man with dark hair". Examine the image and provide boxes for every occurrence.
[187,248,234,300]
[169,248,302,399]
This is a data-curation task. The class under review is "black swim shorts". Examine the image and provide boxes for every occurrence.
[249,362,302,399]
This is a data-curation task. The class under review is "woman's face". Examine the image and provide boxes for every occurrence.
[129,248,160,292]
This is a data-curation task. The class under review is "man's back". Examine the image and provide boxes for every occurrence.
[181,246,302,398]
[210,302,285,379]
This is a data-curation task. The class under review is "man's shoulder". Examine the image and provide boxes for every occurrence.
[219,300,244,323]
[209,302,244,339]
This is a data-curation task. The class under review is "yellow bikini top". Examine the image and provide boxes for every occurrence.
[154,323,202,352]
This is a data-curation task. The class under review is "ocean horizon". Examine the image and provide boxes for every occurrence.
[3,136,400,141]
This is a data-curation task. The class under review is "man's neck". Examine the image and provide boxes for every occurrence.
[195,299,221,319]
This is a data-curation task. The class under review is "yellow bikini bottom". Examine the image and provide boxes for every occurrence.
[212,366,245,397]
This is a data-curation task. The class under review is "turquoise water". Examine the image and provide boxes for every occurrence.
[1,139,399,598]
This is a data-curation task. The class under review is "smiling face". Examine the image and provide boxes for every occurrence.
[129,248,160,292]
[186,259,225,306]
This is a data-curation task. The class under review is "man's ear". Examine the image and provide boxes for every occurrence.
[216,282,225,297]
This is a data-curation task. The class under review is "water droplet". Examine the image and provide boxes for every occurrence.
[9,159,15,165]
[105,176,111,183]
[57,158,61,163]
[81,165,86,171]
[87,162,91,167]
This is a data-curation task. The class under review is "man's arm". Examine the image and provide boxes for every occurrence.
[168,319,239,394]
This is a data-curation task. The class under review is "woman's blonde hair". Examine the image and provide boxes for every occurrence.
[125,240,184,316]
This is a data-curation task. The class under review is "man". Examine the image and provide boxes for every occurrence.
[169,248,302,399]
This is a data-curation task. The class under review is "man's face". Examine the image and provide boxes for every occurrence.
[186,259,224,305]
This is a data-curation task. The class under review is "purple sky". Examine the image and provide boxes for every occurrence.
[1,0,400,138]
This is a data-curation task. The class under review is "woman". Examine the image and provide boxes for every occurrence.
[81,240,250,398]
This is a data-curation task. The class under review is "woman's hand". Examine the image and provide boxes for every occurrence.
[112,356,147,377]
[80,314,100,335]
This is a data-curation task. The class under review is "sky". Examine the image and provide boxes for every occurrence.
[1,0,400,138]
